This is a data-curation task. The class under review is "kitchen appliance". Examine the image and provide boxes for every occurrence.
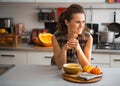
[107,11,120,38]
[96,42,120,50]
[86,23,99,44]
[0,18,14,33]
[45,22,57,34]
[96,30,120,50]
[99,30,115,43]
[22,31,31,43]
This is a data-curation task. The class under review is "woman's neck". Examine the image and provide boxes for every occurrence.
[67,33,78,39]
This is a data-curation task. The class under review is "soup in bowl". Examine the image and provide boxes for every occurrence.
[63,63,82,74]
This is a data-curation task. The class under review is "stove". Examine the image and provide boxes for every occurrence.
[96,42,120,50]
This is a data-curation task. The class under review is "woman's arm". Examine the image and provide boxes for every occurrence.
[76,35,93,67]
[52,34,93,69]
[52,35,67,69]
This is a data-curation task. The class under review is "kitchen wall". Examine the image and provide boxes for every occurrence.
[0,2,120,41]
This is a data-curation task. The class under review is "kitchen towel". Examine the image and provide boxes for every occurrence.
[77,72,102,80]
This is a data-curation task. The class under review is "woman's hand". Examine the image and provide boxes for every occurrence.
[66,38,81,51]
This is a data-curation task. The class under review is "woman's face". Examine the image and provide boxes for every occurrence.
[66,13,85,35]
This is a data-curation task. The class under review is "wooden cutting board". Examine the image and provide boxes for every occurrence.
[62,73,102,83]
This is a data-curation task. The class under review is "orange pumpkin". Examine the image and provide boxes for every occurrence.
[83,65,95,73]
[33,33,53,47]
[38,33,53,47]
[90,66,101,75]
[0,28,6,34]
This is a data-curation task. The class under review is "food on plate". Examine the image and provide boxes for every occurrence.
[90,66,101,75]
[83,65,95,73]
[63,63,82,74]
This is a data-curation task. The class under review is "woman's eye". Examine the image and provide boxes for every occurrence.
[76,21,85,24]
[82,21,85,23]
[76,21,80,23]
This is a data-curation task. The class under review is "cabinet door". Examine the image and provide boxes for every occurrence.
[0,0,34,2]
[0,51,26,64]
[111,55,120,68]
[91,53,110,68]
[27,51,53,65]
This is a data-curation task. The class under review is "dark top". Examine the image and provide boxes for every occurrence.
[51,31,91,65]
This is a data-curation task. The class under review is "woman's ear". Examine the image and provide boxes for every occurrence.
[65,19,69,26]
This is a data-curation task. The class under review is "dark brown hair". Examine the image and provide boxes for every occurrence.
[56,4,85,35]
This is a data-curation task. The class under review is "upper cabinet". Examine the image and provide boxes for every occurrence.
[0,0,105,3]
[36,0,105,3]
[0,0,35,2]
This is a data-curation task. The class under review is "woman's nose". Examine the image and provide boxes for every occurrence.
[79,22,84,28]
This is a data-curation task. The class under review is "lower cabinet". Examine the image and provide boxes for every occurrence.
[1,49,120,67]
[111,54,120,68]
[91,53,111,68]
[27,51,53,65]
[0,50,26,64]
[0,50,53,65]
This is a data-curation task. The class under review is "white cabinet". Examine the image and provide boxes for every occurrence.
[91,53,110,68]
[0,0,34,2]
[27,51,53,65]
[36,0,105,2]
[0,50,53,65]
[0,50,26,64]
[111,54,120,68]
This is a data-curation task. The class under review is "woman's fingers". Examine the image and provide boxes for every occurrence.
[67,38,78,49]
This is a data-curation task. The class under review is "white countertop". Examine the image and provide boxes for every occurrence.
[0,43,53,52]
[0,65,120,86]
[0,43,120,54]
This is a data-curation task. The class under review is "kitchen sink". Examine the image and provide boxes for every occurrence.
[0,64,15,75]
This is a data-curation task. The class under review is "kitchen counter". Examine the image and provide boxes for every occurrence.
[0,43,120,54]
[92,45,120,54]
[0,65,120,86]
[0,43,53,52]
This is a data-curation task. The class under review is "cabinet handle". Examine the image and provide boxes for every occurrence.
[113,59,120,61]
[1,54,15,57]
[44,56,52,58]
[91,58,94,60]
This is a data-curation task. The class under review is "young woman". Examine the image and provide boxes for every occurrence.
[51,4,93,69]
